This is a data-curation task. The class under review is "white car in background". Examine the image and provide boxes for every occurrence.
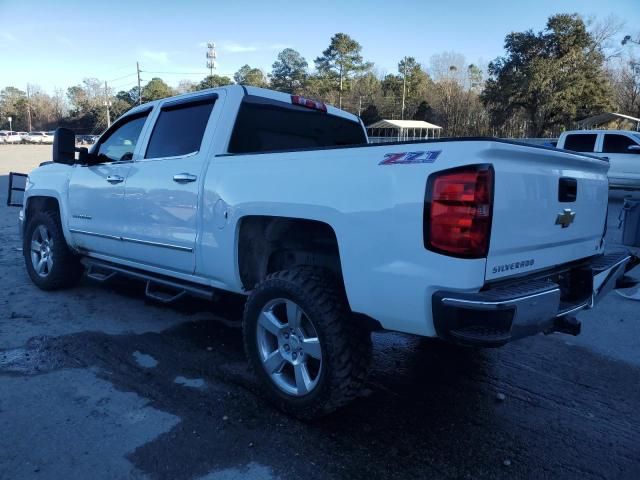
[0,131,23,144]
[25,131,52,144]
[557,130,640,190]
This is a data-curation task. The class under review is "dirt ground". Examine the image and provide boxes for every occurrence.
[1,145,640,480]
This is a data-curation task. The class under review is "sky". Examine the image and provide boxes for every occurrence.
[0,0,639,94]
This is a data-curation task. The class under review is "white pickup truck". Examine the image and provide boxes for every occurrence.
[557,130,640,190]
[13,86,638,418]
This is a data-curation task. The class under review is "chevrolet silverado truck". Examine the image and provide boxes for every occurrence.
[557,129,640,190]
[13,85,639,418]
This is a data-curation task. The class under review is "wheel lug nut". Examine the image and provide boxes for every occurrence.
[292,352,297,360]
[284,344,290,352]
[284,333,289,339]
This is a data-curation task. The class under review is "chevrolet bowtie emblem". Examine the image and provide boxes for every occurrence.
[555,208,576,228]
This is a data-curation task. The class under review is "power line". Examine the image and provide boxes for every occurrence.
[108,77,139,88]
[106,72,137,83]
[140,70,235,76]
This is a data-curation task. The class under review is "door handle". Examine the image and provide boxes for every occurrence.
[173,173,197,184]
[106,175,124,184]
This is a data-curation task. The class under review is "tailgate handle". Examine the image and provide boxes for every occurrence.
[558,177,577,203]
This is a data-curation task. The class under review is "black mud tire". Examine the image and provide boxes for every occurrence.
[243,267,372,419]
[23,210,83,290]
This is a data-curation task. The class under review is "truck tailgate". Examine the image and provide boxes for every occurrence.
[484,143,609,281]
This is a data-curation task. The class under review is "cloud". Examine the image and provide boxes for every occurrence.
[197,41,291,54]
[0,31,17,42]
[140,49,170,64]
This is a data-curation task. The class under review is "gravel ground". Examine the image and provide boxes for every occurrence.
[1,145,640,480]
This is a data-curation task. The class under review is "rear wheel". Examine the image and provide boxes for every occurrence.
[23,210,83,290]
[243,267,372,419]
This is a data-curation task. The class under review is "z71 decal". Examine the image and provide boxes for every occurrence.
[379,151,441,165]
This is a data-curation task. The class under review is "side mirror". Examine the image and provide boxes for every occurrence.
[52,128,76,164]
[627,145,640,153]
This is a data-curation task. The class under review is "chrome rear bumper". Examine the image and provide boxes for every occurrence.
[432,251,637,347]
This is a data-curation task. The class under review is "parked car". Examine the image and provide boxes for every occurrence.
[1,131,23,144]
[13,86,639,418]
[24,131,52,144]
[18,132,29,142]
[557,130,640,189]
[76,135,99,145]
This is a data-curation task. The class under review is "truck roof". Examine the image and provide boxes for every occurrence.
[561,129,640,135]
[126,84,361,124]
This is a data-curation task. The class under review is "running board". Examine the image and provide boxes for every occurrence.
[81,258,215,302]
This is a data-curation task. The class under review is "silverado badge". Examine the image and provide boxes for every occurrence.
[555,208,576,228]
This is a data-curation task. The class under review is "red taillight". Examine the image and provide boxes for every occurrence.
[291,95,328,112]
[425,166,493,258]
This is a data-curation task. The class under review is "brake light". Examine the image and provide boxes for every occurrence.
[291,95,328,112]
[424,165,494,258]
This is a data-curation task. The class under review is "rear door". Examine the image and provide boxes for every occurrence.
[599,132,640,186]
[485,142,609,281]
[120,93,219,274]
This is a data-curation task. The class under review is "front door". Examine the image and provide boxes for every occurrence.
[120,94,217,274]
[68,110,151,256]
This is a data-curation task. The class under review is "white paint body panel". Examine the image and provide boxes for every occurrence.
[22,86,610,337]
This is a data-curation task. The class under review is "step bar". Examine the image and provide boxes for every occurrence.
[81,257,215,303]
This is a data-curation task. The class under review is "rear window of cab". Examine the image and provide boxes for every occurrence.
[228,95,367,154]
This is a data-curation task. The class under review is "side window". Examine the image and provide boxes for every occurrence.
[96,113,149,162]
[563,134,597,153]
[145,98,215,159]
[602,134,638,154]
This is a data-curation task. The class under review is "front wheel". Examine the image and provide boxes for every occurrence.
[23,210,83,290]
[243,267,372,419]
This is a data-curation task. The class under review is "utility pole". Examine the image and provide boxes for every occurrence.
[7,116,11,131]
[136,61,142,105]
[103,81,112,128]
[26,85,32,132]
[206,42,217,88]
[401,57,407,120]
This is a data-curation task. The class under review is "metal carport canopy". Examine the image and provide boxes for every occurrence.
[366,119,442,130]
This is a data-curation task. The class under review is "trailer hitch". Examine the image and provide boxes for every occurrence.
[554,315,581,336]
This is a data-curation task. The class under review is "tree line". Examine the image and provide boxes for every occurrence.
[1,13,639,138]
